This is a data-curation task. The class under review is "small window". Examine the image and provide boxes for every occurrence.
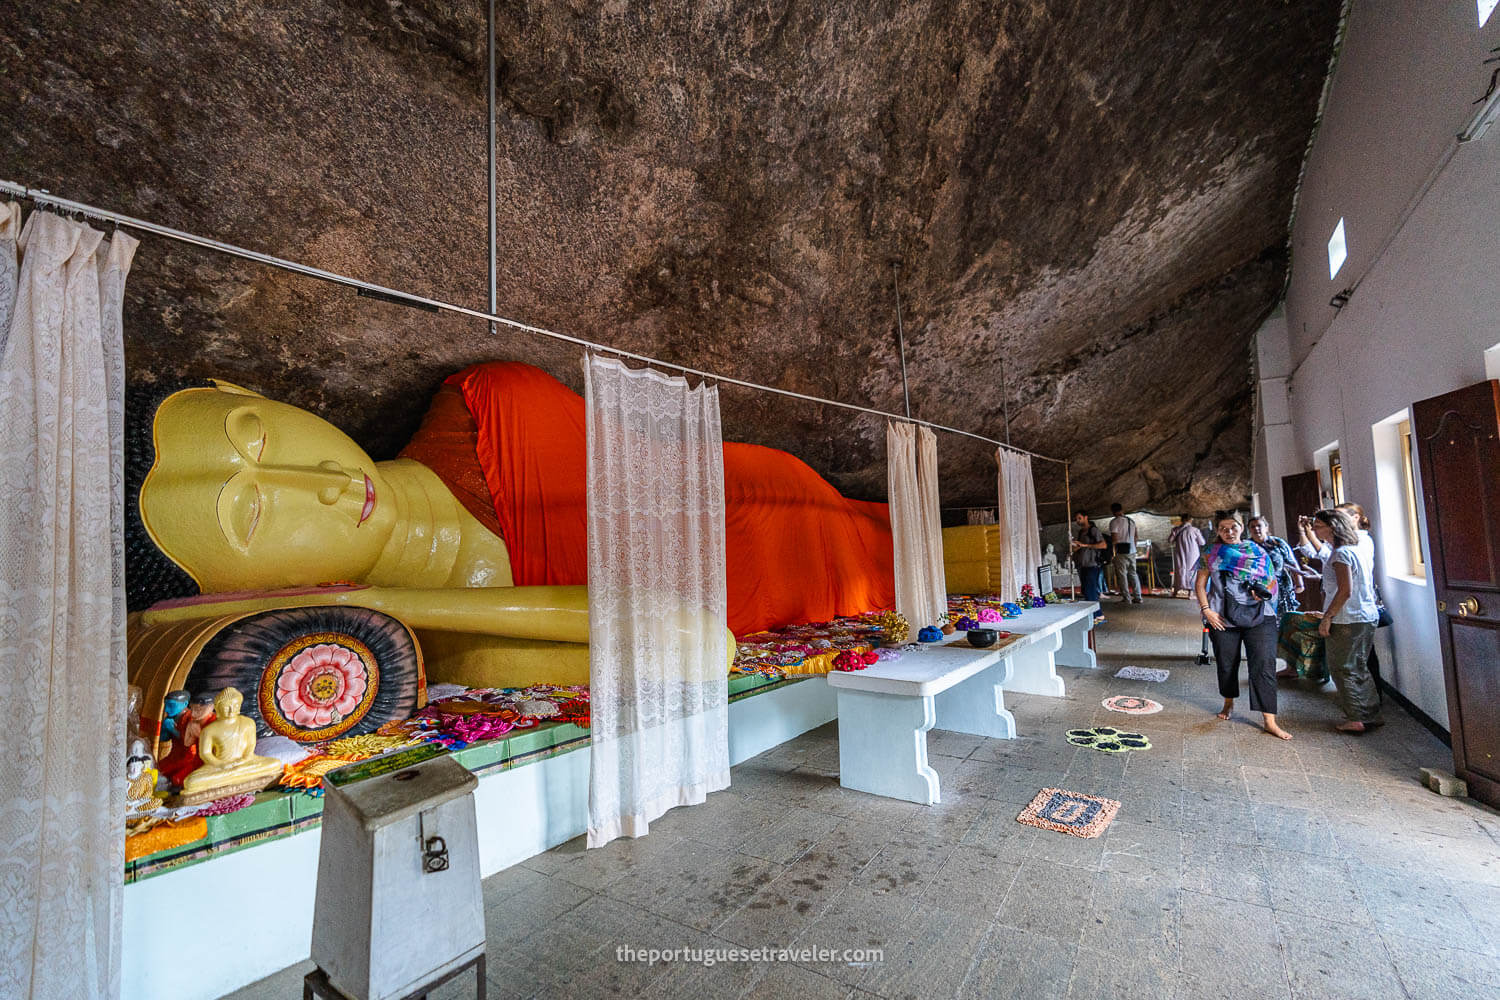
[1328,218,1348,280]
[1399,420,1426,577]
[1329,449,1345,505]
[1482,0,1497,28]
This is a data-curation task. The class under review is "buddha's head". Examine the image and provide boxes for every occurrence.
[135,381,397,598]
[212,686,244,721]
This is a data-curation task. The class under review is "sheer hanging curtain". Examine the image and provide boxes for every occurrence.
[915,425,947,621]
[996,447,1043,602]
[0,209,136,1000]
[584,355,729,848]
[888,422,946,626]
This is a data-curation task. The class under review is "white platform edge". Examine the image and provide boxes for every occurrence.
[122,675,838,1000]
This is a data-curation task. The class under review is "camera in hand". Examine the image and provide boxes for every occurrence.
[1248,582,1273,601]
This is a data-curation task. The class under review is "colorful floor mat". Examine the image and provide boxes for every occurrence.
[1067,726,1151,753]
[1114,665,1169,682]
[1016,787,1121,839]
[1101,695,1163,715]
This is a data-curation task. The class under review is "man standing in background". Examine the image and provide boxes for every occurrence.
[1109,502,1143,604]
[1070,511,1109,623]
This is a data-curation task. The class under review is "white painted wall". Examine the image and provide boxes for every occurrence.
[1259,81,1500,728]
[1284,0,1500,358]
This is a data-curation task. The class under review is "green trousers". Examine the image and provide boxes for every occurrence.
[1325,621,1380,723]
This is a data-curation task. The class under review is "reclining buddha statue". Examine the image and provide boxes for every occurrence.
[127,361,898,747]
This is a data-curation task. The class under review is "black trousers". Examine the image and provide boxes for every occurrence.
[1209,618,1278,714]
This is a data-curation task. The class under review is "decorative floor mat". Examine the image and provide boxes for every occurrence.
[1114,665,1169,682]
[1017,788,1121,839]
[1067,726,1151,753]
[1102,695,1163,715]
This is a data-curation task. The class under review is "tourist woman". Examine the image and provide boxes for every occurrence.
[1248,515,1302,618]
[1309,508,1382,733]
[1296,501,1374,566]
[1195,514,1290,740]
[1168,515,1205,598]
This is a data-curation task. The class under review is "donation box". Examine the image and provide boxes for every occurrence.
[311,749,485,1000]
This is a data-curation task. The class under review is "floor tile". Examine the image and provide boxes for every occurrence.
[858,901,991,1000]
[1177,891,1289,993]
[955,925,1076,1000]
[1274,912,1406,1000]
[1383,932,1500,1000]
[994,859,1096,945]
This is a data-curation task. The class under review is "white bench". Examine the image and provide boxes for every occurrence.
[825,602,1099,804]
[991,601,1099,696]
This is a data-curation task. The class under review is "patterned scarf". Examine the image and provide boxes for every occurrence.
[1198,541,1278,598]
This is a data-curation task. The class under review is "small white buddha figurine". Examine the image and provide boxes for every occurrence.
[125,737,159,815]
[1043,543,1061,573]
[178,687,284,804]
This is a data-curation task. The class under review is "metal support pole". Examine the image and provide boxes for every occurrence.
[1064,461,1076,602]
[892,262,911,419]
[487,0,497,334]
[1000,356,1012,446]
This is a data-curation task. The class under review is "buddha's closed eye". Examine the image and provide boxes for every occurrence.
[219,478,262,549]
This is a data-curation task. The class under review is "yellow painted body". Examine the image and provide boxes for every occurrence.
[133,382,731,698]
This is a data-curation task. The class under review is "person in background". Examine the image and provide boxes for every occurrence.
[1168,515,1206,598]
[1297,501,1374,565]
[1070,511,1109,623]
[1246,514,1309,681]
[1309,507,1382,732]
[1195,513,1291,740]
[1248,515,1303,618]
[1108,502,1142,604]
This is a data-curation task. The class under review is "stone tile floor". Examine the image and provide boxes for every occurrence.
[228,598,1500,999]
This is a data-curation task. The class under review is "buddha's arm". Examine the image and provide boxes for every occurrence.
[139,584,591,644]
[343,586,589,642]
[197,734,226,767]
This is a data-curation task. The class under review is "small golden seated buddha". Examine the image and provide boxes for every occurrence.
[177,687,285,805]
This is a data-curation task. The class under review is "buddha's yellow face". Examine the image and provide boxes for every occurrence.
[140,383,396,592]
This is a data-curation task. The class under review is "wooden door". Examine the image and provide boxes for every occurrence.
[1281,470,1325,612]
[1413,380,1500,809]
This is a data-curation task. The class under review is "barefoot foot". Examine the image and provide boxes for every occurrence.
[1216,699,1234,721]
[1264,717,1293,740]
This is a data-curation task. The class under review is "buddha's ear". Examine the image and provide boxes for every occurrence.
[209,380,265,398]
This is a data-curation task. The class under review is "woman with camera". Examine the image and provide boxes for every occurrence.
[1194,513,1291,740]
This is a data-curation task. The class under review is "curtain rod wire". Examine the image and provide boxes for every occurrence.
[0,178,1068,465]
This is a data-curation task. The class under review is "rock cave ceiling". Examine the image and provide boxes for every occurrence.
[2,0,1343,518]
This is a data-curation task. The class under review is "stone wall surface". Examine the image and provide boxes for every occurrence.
[0,0,1342,513]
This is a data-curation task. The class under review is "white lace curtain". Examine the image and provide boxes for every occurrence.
[996,446,1043,603]
[0,208,136,1000]
[584,355,729,848]
[887,422,946,627]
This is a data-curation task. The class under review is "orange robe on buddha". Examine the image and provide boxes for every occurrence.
[400,362,895,636]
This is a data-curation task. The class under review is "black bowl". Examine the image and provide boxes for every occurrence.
[966,628,998,648]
